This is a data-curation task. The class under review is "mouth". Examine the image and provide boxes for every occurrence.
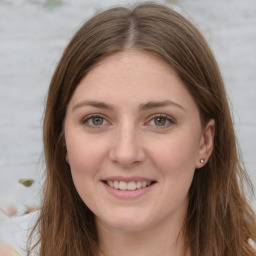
[103,180,156,191]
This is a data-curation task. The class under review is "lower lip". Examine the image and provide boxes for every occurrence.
[102,182,155,199]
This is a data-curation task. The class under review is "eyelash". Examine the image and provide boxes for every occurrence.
[81,114,175,129]
[147,114,175,129]
[81,114,108,128]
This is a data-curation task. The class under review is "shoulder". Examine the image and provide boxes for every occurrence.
[0,211,39,256]
[0,241,21,256]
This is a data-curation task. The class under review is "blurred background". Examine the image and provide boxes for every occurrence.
[0,0,256,217]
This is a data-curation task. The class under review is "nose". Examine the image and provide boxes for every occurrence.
[109,123,146,168]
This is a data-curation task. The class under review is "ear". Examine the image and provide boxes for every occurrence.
[66,152,70,164]
[62,133,69,164]
[195,119,215,168]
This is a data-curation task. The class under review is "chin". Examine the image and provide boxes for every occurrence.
[97,213,151,233]
[111,222,149,233]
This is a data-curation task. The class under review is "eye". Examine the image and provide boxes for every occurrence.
[82,115,108,128]
[147,114,174,128]
[154,117,168,126]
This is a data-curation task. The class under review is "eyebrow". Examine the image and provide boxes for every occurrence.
[139,100,185,112]
[72,101,114,112]
[72,100,185,112]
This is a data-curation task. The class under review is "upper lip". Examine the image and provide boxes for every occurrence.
[102,176,156,182]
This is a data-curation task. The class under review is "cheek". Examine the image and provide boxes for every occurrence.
[148,134,198,199]
[142,136,197,222]
[66,133,108,175]
[150,135,198,172]
[65,135,108,208]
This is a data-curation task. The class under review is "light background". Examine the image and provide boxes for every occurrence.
[0,0,256,214]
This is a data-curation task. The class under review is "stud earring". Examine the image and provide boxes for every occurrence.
[200,159,205,164]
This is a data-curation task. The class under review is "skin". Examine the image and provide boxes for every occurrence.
[0,241,18,256]
[64,50,215,256]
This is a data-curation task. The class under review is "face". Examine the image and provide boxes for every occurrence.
[64,50,214,234]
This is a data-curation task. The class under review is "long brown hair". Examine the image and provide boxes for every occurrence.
[28,2,256,255]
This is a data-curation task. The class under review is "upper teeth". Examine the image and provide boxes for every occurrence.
[107,181,151,190]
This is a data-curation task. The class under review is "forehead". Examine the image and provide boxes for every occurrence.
[68,50,198,113]
[84,50,174,85]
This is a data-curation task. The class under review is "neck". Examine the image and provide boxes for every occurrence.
[96,213,190,256]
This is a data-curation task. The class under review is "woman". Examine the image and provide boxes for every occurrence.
[25,2,256,256]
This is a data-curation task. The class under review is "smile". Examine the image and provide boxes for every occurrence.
[106,180,154,191]
[102,178,157,199]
